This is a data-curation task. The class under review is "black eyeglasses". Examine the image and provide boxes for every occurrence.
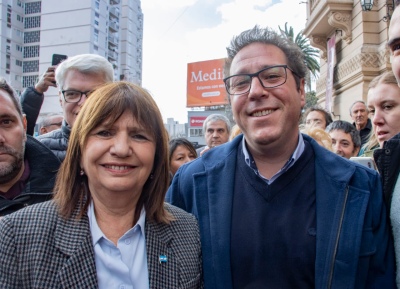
[223,65,299,95]
[61,90,94,103]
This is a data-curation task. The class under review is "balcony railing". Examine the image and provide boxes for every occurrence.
[108,34,119,46]
[108,50,118,60]
[109,21,119,31]
[110,6,120,18]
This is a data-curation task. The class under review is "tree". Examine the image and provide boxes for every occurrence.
[279,23,320,92]
[304,91,318,111]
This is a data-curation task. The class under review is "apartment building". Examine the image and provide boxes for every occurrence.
[0,0,143,115]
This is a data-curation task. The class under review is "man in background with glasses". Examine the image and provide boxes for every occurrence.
[37,54,114,162]
[167,26,395,288]
[38,113,63,135]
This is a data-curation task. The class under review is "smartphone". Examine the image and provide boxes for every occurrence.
[350,157,378,171]
[51,54,67,66]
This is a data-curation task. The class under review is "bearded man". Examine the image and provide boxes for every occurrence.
[0,78,60,216]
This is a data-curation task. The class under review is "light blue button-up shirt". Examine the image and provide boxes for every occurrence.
[242,133,305,184]
[88,202,149,289]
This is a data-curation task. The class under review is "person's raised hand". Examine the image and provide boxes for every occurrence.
[34,66,57,94]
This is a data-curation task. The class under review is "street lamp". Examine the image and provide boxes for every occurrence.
[361,0,374,11]
[360,0,395,21]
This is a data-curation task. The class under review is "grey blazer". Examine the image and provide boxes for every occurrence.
[0,201,203,289]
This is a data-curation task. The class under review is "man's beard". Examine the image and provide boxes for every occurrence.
[0,143,25,185]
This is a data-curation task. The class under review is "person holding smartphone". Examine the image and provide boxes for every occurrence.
[20,54,68,136]
[20,65,58,136]
[34,54,114,162]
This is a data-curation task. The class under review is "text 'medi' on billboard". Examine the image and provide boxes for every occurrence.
[187,58,229,107]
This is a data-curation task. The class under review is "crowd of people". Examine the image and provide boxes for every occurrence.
[1,4,400,288]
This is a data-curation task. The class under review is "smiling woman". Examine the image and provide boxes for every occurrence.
[0,82,203,289]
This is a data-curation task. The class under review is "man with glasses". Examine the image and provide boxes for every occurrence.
[167,26,395,288]
[37,54,114,161]
[38,113,63,135]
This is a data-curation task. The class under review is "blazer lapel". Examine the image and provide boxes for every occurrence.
[146,218,178,289]
[194,140,238,289]
[55,214,98,289]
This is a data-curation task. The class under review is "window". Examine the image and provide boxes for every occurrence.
[24,31,40,43]
[15,29,24,38]
[23,75,38,88]
[23,60,39,73]
[16,44,23,52]
[7,5,11,28]
[23,45,40,58]
[25,2,41,14]
[189,128,203,137]
[94,20,99,26]
[6,55,11,70]
[17,15,23,22]
[24,16,41,29]
[16,60,23,66]
[94,29,99,43]
[95,1,100,10]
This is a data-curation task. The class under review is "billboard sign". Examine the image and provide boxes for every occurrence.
[189,116,207,127]
[187,58,229,107]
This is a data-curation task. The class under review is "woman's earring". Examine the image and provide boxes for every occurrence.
[80,169,85,176]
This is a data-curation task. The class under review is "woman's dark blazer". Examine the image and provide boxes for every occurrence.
[0,201,203,289]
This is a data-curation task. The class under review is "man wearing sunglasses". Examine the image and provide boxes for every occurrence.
[167,26,395,288]
[37,54,114,162]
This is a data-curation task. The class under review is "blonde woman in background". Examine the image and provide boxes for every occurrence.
[367,70,400,287]
[229,124,242,141]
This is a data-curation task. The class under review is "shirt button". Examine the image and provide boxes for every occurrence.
[124,239,131,245]
[120,285,126,289]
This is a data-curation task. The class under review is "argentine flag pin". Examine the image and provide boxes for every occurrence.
[159,255,168,264]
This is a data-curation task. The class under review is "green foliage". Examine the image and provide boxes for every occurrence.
[278,22,320,91]
[304,91,318,110]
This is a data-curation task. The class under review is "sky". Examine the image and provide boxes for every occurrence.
[141,0,307,123]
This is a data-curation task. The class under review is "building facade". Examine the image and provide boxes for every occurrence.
[303,0,391,122]
[0,0,143,115]
[165,117,187,139]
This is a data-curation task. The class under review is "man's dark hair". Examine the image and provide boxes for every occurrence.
[326,120,361,148]
[303,106,333,127]
[0,77,22,118]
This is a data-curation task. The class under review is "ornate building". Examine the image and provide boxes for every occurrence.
[303,0,392,121]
